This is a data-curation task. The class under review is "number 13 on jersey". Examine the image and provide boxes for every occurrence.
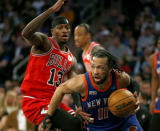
[47,68,63,87]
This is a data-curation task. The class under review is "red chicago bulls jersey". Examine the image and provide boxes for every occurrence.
[21,37,73,100]
[82,42,99,72]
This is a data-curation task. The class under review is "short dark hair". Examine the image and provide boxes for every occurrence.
[78,23,92,35]
[51,16,70,28]
[91,49,120,71]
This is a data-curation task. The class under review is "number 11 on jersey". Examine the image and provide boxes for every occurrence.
[98,107,108,120]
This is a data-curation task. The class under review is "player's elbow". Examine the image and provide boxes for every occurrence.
[21,29,33,40]
[21,29,28,38]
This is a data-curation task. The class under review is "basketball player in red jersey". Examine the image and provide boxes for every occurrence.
[20,0,84,130]
[74,23,104,72]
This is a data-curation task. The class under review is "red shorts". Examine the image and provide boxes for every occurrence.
[22,96,75,125]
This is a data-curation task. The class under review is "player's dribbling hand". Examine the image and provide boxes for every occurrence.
[131,91,140,114]
[52,0,67,12]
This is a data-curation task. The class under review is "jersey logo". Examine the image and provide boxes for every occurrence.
[128,126,138,131]
[157,60,160,64]
[68,55,72,61]
[40,105,49,114]
[87,54,90,60]
[89,91,97,95]
[156,67,160,74]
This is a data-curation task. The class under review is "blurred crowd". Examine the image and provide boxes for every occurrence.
[0,0,159,130]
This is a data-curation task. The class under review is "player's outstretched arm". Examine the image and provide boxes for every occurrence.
[22,0,66,47]
[48,75,85,115]
[42,75,85,130]
[149,54,159,113]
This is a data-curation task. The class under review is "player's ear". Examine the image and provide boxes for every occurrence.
[51,29,55,35]
[109,68,112,73]
[87,33,91,39]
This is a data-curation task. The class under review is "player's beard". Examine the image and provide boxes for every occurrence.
[60,41,67,45]
[58,40,68,49]
[93,74,108,85]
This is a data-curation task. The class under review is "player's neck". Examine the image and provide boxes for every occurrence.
[59,43,67,51]
[53,36,67,51]
[83,42,91,55]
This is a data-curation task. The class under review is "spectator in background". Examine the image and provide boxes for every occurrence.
[104,8,120,30]
[137,26,155,51]
[141,64,152,81]
[4,89,35,131]
[10,35,30,66]
[0,85,8,131]
[128,37,141,71]
[0,40,10,84]
[95,24,111,49]
[1,22,12,44]
[133,74,143,85]
[4,90,18,114]
[140,14,160,36]
[140,6,155,24]
[140,81,151,108]
[108,35,131,61]
[117,57,131,74]
[4,80,14,91]
[151,0,160,17]
[132,16,142,40]
[32,0,45,14]
[60,2,75,24]
[112,24,123,38]
[134,46,152,76]
[123,27,133,47]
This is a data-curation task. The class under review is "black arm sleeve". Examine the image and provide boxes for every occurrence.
[45,108,83,131]
[71,93,82,107]
[127,76,140,95]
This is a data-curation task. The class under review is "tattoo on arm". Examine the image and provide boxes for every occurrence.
[22,7,54,46]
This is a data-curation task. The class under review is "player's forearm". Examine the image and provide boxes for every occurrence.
[48,88,64,116]
[151,78,159,101]
[22,7,54,39]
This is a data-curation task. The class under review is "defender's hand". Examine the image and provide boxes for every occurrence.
[52,0,66,12]
[42,114,53,131]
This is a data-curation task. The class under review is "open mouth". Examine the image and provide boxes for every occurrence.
[62,35,69,40]
[94,76,101,82]
[75,41,80,46]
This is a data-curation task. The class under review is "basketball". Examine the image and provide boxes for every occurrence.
[108,89,136,117]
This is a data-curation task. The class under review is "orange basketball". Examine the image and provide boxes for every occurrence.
[108,89,136,117]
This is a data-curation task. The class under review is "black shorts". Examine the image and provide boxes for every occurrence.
[148,113,160,131]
